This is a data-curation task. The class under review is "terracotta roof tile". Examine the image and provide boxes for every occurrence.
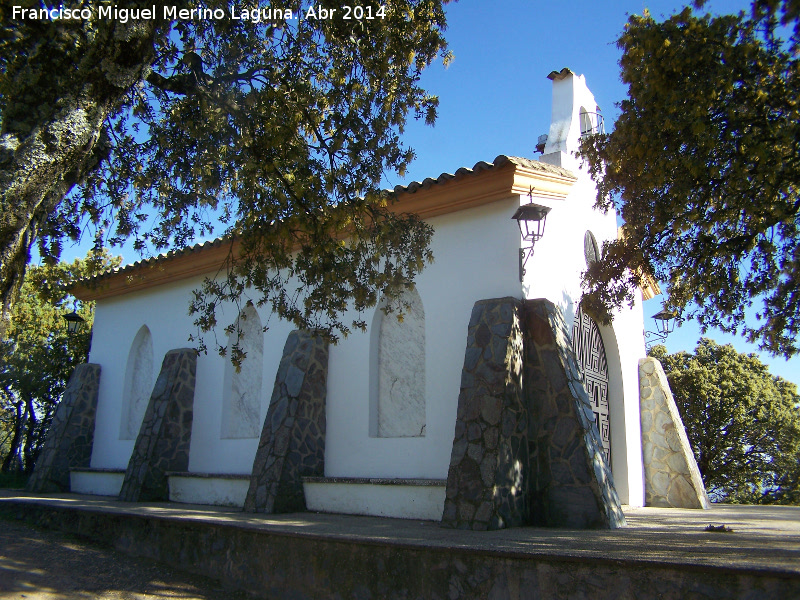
[394,155,573,195]
[80,155,575,286]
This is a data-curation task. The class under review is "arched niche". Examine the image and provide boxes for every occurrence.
[221,304,264,439]
[120,325,154,440]
[369,285,426,438]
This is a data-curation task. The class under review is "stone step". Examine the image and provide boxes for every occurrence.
[302,477,446,521]
[70,468,126,497]
[166,472,251,508]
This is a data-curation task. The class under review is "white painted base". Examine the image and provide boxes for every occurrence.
[168,473,251,508]
[303,478,446,521]
[70,469,125,497]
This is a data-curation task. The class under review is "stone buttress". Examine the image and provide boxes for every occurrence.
[639,357,709,509]
[442,298,529,530]
[524,299,625,529]
[26,364,101,493]
[118,349,197,502]
[442,297,625,530]
[243,330,329,513]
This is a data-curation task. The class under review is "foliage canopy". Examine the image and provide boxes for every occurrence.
[579,0,800,357]
[0,0,451,345]
[650,339,800,505]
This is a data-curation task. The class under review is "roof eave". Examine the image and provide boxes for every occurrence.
[73,156,577,302]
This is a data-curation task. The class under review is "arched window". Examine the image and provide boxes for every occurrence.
[579,106,593,137]
[372,286,426,438]
[221,304,264,439]
[579,105,605,138]
[584,230,600,266]
[120,325,154,440]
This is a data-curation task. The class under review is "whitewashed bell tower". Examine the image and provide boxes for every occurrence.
[538,67,603,171]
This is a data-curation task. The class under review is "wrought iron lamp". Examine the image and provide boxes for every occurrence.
[62,309,86,335]
[511,194,551,281]
[644,305,677,349]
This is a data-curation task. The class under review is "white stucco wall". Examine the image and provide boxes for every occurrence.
[324,198,522,480]
[88,197,523,482]
[89,275,299,474]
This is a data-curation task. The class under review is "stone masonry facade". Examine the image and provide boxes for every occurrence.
[26,364,101,493]
[119,349,197,502]
[244,330,329,514]
[442,297,625,530]
[524,299,625,529]
[639,357,709,509]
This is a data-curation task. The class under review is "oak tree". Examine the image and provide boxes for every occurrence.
[0,251,118,474]
[650,340,800,505]
[0,1,450,345]
[579,1,800,357]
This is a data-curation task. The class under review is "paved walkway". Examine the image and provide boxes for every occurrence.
[2,490,799,576]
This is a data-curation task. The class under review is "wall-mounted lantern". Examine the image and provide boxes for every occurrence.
[62,309,86,335]
[644,305,677,349]
[512,193,551,281]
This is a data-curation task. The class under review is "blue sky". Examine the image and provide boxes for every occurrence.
[54,0,798,386]
[390,0,799,386]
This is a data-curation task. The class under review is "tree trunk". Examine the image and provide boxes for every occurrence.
[0,17,158,337]
[22,396,38,474]
[1,400,23,473]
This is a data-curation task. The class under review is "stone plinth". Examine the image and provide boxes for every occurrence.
[26,364,101,493]
[442,298,530,531]
[167,472,251,508]
[639,357,709,509]
[70,468,125,496]
[302,477,446,520]
[524,299,626,529]
[244,330,328,514]
[118,349,197,502]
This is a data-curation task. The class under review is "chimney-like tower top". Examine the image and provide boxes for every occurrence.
[540,69,602,167]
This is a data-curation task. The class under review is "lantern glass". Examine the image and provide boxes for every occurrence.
[511,204,551,242]
[63,310,85,334]
[651,308,676,335]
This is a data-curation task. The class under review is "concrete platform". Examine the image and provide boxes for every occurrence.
[1,490,798,599]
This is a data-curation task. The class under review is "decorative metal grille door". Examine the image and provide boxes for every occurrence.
[571,306,611,466]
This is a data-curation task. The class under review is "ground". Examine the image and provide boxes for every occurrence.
[0,519,252,600]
